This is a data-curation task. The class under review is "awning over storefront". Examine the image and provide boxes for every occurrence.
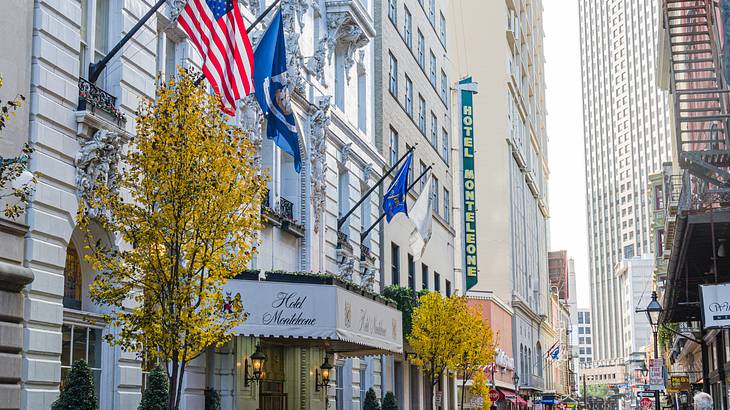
[498,388,528,406]
[224,277,403,354]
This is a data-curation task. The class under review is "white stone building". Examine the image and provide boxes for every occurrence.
[12,0,424,409]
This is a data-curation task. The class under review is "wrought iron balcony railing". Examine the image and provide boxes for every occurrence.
[278,197,294,221]
[77,77,125,123]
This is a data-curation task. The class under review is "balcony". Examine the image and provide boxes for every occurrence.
[77,78,125,126]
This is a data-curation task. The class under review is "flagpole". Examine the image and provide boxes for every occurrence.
[88,0,167,83]
[337,146,416,231]
[194,0,283,86]
[360,165,433,241]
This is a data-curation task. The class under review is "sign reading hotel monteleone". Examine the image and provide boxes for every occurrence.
[459,77,479,290]
[700,283,730,328]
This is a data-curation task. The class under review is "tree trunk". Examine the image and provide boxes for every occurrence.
[168,358,179,410]
[460,371,467,410]
[174,360,187,410]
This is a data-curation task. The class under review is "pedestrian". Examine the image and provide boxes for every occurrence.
[693,392,713,410]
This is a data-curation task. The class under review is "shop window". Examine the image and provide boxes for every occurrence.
[64,244,83,310]
[61,324,102,401]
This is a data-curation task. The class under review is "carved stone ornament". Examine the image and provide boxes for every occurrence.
[239,0,261,14]
[309,96,331,233]
[327,12,370,82]
[165,0,188,20]
[336,247,355,281]
[307,34,328,85]
[360,267,376,290]
[238,96,263,146]
[281,0,310,94]
[76,129,126,218]
[362,163,374,183]
[339,143,352,165]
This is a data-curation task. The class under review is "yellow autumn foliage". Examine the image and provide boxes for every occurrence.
[80,68,266,408]
[470,371,492,410]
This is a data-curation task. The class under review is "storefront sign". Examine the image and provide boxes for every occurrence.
[700,283,730,328]
[495,347,515,370]
[224,279,403,353]
[668,375,690,392]
[458,77,479,290]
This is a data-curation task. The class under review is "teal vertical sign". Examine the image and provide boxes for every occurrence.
[459,77,478,290]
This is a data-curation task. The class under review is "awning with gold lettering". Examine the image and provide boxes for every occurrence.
[224,276,403,354]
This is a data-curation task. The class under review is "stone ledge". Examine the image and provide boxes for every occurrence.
[0,261,33,292]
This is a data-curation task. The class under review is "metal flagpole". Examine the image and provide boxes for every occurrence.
[337,146,416,231]
[87,0,282,85]
[360,165,433,241]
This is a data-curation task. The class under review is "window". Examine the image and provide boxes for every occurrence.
[389,127,399,166]
[440,70,448,102]
[441,128,449,162]
[64,244,82,310]
[61,324,102,400]
[418,95,426,133]
[389,53,398,95]
[391,242,400,285]
[408,254,415,290]
[405,76,413,115]
[388,0,397,23]
[445,279,452,296]
[432,176,439,215]
[439,12,446,43]
[421,263,429,290]
[428,0,435,22]
[417,30,425,68]
[429,50,436,85]
[404,7,412,48]
[443,188,450,223]
[406,144,414,184]
[420,161,428,191]
[80,0,110,83]
[430,112,438,146]
[434,272,441,293]
[336,363,345,410]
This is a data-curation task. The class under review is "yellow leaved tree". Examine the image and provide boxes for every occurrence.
[454,304,496,409]
[470,371,492,410]
[81,69,266,410]
[409,292,472,410]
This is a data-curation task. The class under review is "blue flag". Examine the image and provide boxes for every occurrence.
[383,152,413,222]
[550,345,560,360]
[253,11,301,172]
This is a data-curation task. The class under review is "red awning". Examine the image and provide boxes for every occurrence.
[498,388,528,406]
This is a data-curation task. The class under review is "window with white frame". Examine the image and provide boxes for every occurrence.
[405,76,413,116]
[404,7,412,48]
[439,12,446,43]
[429,0,435,23]
[389,53,398,96]
[443,187,449,223]
[61,323,103,401]
[440,70,448,102]
[388,0,397,24]
[79,0,111,84]
[441,127,449,163]
[418,95,426,133]
[156,23,186,81]
[417,30,425,68]
[429,50,436,85]
[389,127,399,166]
[430,112,437,147]
[432,176,439,214]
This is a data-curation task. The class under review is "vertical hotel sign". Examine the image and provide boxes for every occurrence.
[459,77,478,290]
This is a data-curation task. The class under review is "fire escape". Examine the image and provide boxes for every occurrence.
[665,0,730,187]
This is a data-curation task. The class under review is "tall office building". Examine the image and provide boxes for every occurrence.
[578,0,672,362]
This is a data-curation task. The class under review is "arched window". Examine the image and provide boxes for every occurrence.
[63,243,82,310]
[536,342,543,377]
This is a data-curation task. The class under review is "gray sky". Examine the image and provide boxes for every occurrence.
[543,0,591,308]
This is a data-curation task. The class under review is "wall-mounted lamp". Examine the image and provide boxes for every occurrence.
[244,344,267,386]
[315,356,333,392]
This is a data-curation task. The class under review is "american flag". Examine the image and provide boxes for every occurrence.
[178,0,255,115]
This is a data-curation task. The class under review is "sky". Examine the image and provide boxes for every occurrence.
[542,0,591,308]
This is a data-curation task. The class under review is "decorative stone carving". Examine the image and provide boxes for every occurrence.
[281,0,310,94]
[339,143,352,165]
[76,129,125,217]
[309,97,331,233]
[356,49,366,74]
[362,163,374,183]
[239,0,261,14]
[337,248,355,281]
[307,36,328,85]
[238,97,263,146]
[360,267,376,290]
[327,12,370,82]
[165,0,188,20]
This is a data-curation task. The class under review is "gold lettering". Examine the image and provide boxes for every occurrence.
[466,266,477,276]
[463,105,472,116]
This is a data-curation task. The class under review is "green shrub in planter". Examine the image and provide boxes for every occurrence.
[52,360,98,410]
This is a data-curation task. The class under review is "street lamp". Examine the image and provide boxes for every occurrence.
[644,291,663,410]
[244,344,267,386]
[512,373,520,409]
[315,355,333,392]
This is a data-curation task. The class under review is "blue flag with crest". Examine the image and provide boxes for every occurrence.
[253,10,301,172]
[383,152,413,222]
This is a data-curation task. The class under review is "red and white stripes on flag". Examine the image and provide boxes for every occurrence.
[178,0,255,115]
